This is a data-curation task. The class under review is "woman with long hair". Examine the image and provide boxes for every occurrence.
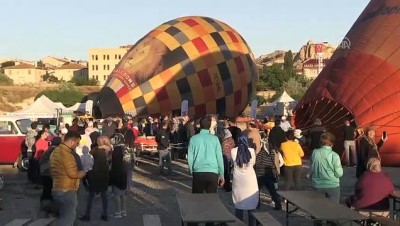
[79,135,112,222]
[231,133,259,226]
[110,133,129,218]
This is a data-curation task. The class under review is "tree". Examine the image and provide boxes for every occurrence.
[42,72,59,83]
[0,73,13,86]
[284,50,294,71]
[36,82,84,107]
[70,77,99,86]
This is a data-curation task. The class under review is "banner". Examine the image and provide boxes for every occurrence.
[181,100,188,116]
[250,99,258,119]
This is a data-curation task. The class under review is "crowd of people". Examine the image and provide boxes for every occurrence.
[14,113,398,225]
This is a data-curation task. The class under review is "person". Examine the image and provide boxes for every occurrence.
[25,121,39,157]
[39,137,62,215]
[343,120,357,167]
[279,116,292,132]
[188,116,224,194]
[156,120,172,176]
[356,126,387,178]
[109,133,129,218]
[50,131,86,226]
[102,117,117,138]
[79,136,111,222]
[222,128,235,192]
[308,118,326,152]
[346,158,395,217]
[310,132,343,203]
[247,121,261,154]
[268,120,286,151]
[231,134,259,225]
[280,130,304,190]
[228,119,242,147]
[254,138,282,210]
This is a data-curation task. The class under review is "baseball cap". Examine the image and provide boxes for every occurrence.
[61,128,68,135]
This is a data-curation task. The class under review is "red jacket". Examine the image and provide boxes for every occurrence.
[347,171,394,210]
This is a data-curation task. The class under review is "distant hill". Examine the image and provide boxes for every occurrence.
[0,84,101,112]
[256,40,337,69]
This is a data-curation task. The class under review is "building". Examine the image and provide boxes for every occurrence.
[40,56,70,69]
[88,45,132,85]
[3,63,46,84]
[53,63,88,81]
[302,58,330,78]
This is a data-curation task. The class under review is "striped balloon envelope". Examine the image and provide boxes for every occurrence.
[295,0,400,166]
[98,16,258,118]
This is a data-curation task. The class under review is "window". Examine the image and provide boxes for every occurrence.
[115,54,117,59]
[92,65,95,70]
[107,55,109,60]
[96,75,98,80]
[119,54,121,59]
[0,121,18,135]
[95,55,98,60]
[28,70,31,75]
[104,75,106,80]
[96,65,98,70]
[92,55,94,60]
[103,55,106,60]
[16,119,31,134]
[92,75,95,79]
[103,65,106,70]
[107,65,110,70]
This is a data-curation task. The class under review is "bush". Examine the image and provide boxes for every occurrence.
[35,82,84,107]
[70,77,99,86]
[0,73,13,86]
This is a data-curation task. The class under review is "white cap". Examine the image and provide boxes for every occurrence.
[281,116,286,120]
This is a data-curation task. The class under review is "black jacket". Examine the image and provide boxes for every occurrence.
[156,129,170,150]
[109,146,128,190]
[87,147,109,192]
[268,126,286,150]
[356,136,384,178]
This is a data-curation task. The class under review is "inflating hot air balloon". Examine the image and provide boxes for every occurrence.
[98,16,258,118]
[295,0,400,166]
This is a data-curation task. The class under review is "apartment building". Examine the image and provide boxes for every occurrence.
[88,45,131,85]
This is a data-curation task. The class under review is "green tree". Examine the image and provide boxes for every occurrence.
[36,82,84,107]
[70,77,99,86]
[0,73,13,86]
[284,50,294,71]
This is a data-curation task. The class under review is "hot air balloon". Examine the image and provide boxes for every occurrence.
[98,16,258,119]
[294,0,400,166]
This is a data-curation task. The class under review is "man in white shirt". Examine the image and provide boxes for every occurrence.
[279,116,292,132]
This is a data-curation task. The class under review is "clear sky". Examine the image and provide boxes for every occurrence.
[1,0,368,61]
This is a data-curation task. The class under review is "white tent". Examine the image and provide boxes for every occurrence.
[67,100,93,115]
[17,95,68,117]
[266,90,298,116]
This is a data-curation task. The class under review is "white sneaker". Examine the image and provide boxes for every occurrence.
[121,211,127,217]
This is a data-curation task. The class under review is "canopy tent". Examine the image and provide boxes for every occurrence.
[265,91,298,117]
[17,95,68,117]
[67,100,93,115]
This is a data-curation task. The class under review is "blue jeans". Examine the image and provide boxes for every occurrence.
[85,191,108,217]
[314,187,340,203]
[52,190,78,226]
[159,149,172,175]
[235,208,256,226]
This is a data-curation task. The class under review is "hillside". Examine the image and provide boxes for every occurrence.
[0,84,101,112]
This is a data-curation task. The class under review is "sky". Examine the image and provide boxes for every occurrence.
[1,0,369,61]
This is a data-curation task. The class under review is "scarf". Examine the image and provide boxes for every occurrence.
[236,135,251,167]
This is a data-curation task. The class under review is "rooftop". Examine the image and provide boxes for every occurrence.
[56,63,87,70]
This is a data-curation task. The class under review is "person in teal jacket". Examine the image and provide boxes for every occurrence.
[188,116,224,194]
[310,132,343,203]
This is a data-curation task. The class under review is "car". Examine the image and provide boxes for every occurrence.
[0,115,32,171]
